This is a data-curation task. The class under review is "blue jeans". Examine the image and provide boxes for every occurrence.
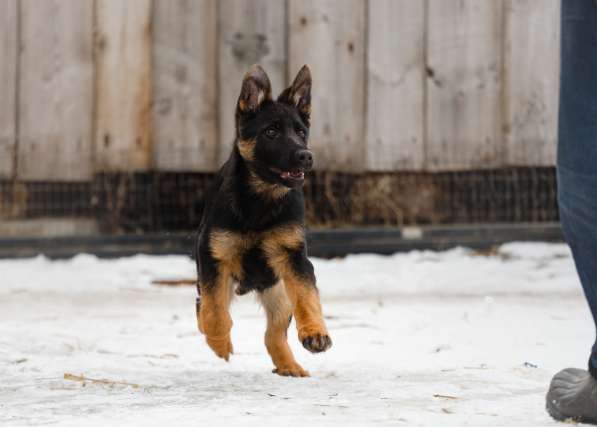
[559,0,597,379]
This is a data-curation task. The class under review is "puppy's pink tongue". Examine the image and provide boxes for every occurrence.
[280,170,304,179]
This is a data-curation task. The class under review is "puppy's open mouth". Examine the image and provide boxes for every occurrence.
[280,170,305,179]
[270,167,305,181]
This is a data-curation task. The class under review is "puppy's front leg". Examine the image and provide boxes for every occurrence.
[198,267,234,361]
[259,282,309,377]
[282,254,332,354]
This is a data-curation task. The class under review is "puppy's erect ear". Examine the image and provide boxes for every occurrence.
[278,65,312,119]
[238,65,272,113]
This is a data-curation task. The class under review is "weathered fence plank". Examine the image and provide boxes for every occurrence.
[366,0,425,171]
[3,0,564,178]
[504,0,560,166]
[288,0,366,171]
[17,0,94,181]
[426,0,504,171]
[95,0,152,172]
[217,0,286,165]
[152,0,218,172]
[0,0,17,179]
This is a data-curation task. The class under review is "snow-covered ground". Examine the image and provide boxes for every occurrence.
[1,242,594,426]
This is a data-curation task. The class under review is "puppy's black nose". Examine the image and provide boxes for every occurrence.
[294,149,313,170]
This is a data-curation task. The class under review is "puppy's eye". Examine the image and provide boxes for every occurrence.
[297,129,306,139]
[264,127,278,139]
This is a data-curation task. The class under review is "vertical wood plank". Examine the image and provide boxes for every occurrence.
[218,0,286,164]
[17,0,94,181]
[152,0,218,172]
[426,0,504,171]
[0,0,17,179]
[366,0,425,171]
[288,0,366,171]
[95,0,152,172]
[504,0,560,166]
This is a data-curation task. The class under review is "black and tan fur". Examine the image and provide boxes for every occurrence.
[195,65,331,377]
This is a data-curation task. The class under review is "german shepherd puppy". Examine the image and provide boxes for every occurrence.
[195,65,332,377]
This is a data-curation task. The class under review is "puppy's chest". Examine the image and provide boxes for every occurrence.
[209,225,304,278]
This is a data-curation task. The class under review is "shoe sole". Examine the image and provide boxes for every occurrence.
[546,399,597,425]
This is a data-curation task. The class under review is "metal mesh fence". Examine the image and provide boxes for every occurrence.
[0,167,558,237]
[304,167,558,227]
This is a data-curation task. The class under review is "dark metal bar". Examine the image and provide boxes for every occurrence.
[0,223,563,260]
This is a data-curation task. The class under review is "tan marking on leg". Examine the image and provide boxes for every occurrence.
[261,224,306,281]
[262,224,304,252]
[210,229,253,279]
[261,232,331,354]
[201,229,256,360]
[259,282,308,377]
[283,272,331,352]
[198,268,234,361]
[237,139,256,162]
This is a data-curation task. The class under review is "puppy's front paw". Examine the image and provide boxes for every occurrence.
[206,334,234,361]
[299,327,332,353]
[273,362,310,377]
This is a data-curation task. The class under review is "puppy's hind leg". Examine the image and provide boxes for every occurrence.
[259,282,309,377]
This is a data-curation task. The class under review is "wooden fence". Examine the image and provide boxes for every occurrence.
[0,0,560,182]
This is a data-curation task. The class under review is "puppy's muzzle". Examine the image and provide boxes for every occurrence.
[294,149,313,171]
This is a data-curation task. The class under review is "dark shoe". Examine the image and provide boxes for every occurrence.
[546,368,597,424]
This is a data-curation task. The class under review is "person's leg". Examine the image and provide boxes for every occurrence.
[558,0,597,380]
[559,169,597,378]
[547,0,597,422]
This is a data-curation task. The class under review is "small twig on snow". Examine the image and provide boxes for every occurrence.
[433,394,458,400]
[151,279,196,286]
[63,373,140,389]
